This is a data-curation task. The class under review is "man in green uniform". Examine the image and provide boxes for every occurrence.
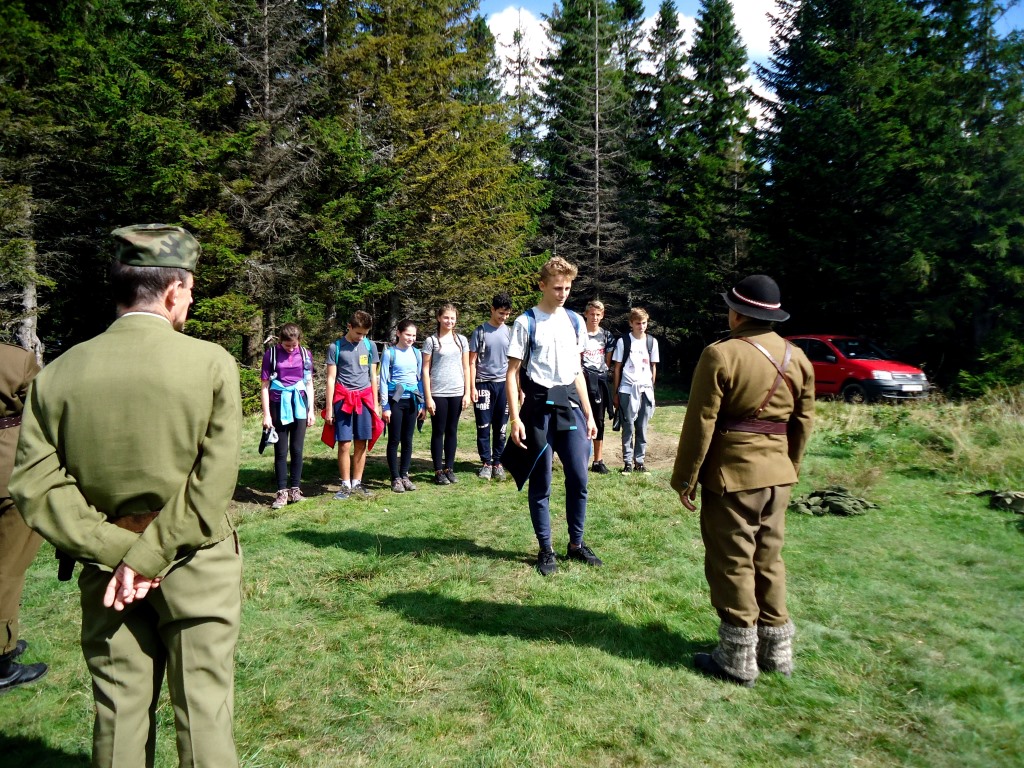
[0,342,48,693]
[11,224,243,766]
[671,275,814,687]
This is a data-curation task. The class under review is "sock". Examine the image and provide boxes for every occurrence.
[342,480,352,489]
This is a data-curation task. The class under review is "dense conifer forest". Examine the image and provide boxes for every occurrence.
[2,0,1022,393]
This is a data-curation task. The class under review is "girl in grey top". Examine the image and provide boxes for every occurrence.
[422,303,470,483]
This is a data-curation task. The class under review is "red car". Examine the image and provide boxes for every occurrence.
[785,335,930,403]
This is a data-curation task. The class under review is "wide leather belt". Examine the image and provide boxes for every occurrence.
[719,418,788,435]
[0,415,22,429]
[109,511,160,533]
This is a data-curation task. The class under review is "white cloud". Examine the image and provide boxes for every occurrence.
[730,0,774,63]
[485,2,774,115]
[487,7,552,93]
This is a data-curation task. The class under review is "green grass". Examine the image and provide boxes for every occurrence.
[3,395,1023,766]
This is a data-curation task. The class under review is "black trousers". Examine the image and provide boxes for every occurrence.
[271,400,308,489]
[430,396,463,471]
[387,398,418,479]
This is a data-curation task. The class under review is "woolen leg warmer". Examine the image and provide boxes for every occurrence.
[757,620,796,676]
[711,622,759,683]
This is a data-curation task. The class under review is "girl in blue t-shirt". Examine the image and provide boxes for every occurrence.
[260,323,315,509]
[380,319,425,493]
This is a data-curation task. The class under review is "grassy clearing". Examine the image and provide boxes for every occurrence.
[3,394,1023,767]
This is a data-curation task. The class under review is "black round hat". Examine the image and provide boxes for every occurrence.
[721,275,790,322]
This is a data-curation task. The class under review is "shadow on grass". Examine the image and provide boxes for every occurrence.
[0,735,89,768]
[235,455,465,504]
[379,591,702,667]
[287,529,526,563]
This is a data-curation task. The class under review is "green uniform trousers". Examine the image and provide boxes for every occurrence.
[700,484,791,629]
[79,533,242,768]
[0,497,43,655]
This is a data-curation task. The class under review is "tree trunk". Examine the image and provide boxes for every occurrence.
[242,312,264,367]
[14,189,44,365]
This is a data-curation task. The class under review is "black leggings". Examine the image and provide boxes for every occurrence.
[271,401,308,490]
[430,395,463,471]
[387,398,418,479]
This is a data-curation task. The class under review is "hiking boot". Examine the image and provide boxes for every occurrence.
[491,464,506,481]
[477,464,493,480]
[566,542,603,566]
[333,487,351,500]
[391,478,405,493]
[536,548,558,576]
[401,476,417,491]
[621,463,632,474]
[288,487,305,503]
[633,462,649,474]
[444,469,458,484]
[352,483,372,498]
[271,490,288,510]
[694,652,756,688]
[591,460,610,474]
[435,471,450,486]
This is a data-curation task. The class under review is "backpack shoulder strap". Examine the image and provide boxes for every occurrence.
[646,334,654,356]
[621,331,631,361]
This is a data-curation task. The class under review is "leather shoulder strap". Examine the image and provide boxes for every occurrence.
[738,337,795,416]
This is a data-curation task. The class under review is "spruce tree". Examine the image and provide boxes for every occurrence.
[538,0,633,307]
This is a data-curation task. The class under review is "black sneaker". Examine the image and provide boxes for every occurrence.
[566,542,603,566]
[633,463,649,473]
[536,548,558,576]
[435,471,450,486]
[621,463,632,474]
[444,468,458,484]
[591,460,610,474]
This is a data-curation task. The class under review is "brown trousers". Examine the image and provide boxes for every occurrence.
[0,496,44,655]
[700,484,792,628]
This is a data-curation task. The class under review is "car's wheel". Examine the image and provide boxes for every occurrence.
[842,382,868,404]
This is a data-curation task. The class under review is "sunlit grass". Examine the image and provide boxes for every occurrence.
[3,392,1023,766]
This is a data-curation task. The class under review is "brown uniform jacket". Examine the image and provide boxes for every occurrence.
[670,321,815,495]
[0,344,40,498]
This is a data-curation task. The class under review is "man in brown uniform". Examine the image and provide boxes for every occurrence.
[671,275,814,687]
[0,342,47,692]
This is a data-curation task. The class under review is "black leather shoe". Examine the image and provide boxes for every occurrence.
[694,653,755,688]
[0,654,48,694]
[11,639,27,660]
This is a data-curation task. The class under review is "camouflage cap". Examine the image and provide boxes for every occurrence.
[110,224,201,270]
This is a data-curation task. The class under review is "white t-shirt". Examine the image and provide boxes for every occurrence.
[508,307,585,388]
[613,334,660,392]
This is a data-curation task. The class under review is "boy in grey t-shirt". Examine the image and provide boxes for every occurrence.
[469,293,513,480]
[325,310,381,498]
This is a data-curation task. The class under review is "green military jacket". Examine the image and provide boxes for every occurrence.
[0,343,40,498]
[670,321,815,496]
[11,314,242,579]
